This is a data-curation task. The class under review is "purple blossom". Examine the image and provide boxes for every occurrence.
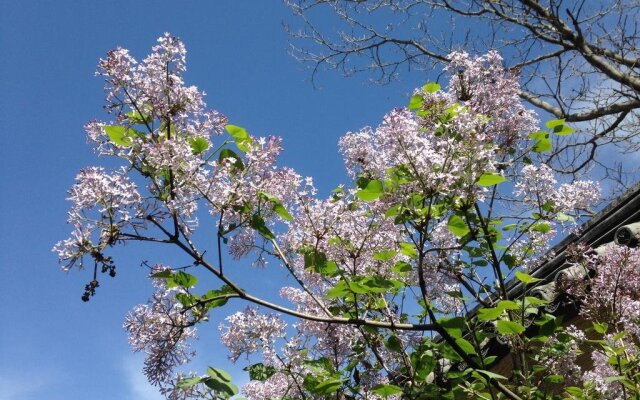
[53,167,142,270]
[219,307,286,362]
[515,164,600,213]
[123,267,198,386]
[242,372,300,400]
[568,244,640,335]
[446,50,538,147]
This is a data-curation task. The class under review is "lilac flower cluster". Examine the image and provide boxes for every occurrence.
[540,244,640,397]
[339,106,497,201]
[58,33,620,399]
[509,164,599,270]
[540,325,585,384]
[56,33,305,269]
[219,306,287,363]
[446,51,538,148]
[97,34,224,138]
[515,164,600,213]
[568,245,640,335]
[123,266,198,386]
[231,51,600,397]
[53,166,142,270]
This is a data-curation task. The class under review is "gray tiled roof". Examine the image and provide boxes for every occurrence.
[507,180,640,302]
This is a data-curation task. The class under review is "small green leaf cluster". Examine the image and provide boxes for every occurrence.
[177,367,239,399]
[529,119,576,154]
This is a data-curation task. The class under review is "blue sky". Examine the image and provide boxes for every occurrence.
[0,2,425,399]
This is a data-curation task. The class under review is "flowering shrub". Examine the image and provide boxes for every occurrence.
[55,34,640,399]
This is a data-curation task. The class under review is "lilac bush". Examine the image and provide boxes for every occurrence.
[55,34,640,399]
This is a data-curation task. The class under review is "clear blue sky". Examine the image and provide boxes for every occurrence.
[0,2,425,399]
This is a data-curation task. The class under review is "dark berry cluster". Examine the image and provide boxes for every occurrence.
[81,279,99,302]
[81,251,118,301]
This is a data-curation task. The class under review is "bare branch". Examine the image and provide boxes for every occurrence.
[285,0,640,176]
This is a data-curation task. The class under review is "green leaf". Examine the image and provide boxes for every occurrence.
[423,82,441,94]
[593,322,608,334]
[104,125,132,147]
[371,384,403,396]
[502,224,517,231]
[524,296,549,306]
[243,363,277,381]
[546,119,576,135]
[496,320,525,335]
[171,271,198,288]
[446,289,464,299]
[386,164,413,185]
[375,277,404,292]
[303,357,335,374]
[150,269,173,279]
[207,367,232,383]
[203,378,238,396]
[126,110,152,125]
[530,130,552,153]
[391,261,412,274]
[484,356,498,365]
[200,289,230,309]
[177,376,202,389]
[413,351,436,380]
[386,335,403,353]
[356,176,371,189]
[219,148,245,170]
[258,191,280,203]
[409,94,424,110]
[439,317,466,339]
[515,270,541,284]
[613,330,627,342]
[326,280,351,298]
[226,124,249,140]
[503,253,517,269]
[476,172,506,187]
[535,314,558,336]
[373,249,397,262]
[531,222,551,234]
[384,204,401,218]
[565,386,586,397]
[176,292,195,307]
[303,249,338,277]
[250,214,275,240]
[545,119,566,129]
[477,307,503,321]
[447,214,470,237]
[204,367,238,396]
[225,124,252,152]
[259,192,294,222]
[356,179,384,201]
[399,242,418,259]
[546,374,565,383]
[496,300,519,310]
[187,137,209,154]
[455,338,477,355]
[556,212,574,222]
[553,124,575,135]
[347,280,371,294]
[473,370,507,380]
[313,378,343,394]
